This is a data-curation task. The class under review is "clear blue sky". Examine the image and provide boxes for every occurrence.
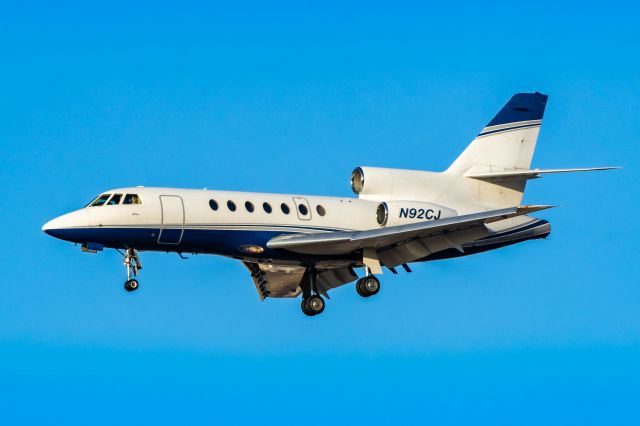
[1,1,638,424]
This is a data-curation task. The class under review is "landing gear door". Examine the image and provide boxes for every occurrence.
[158,195,185,244]
[292,197,312,221]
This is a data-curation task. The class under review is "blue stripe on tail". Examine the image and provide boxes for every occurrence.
[486,92,548,127]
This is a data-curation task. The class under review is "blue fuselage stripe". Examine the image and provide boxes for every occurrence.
[47,218,550,263]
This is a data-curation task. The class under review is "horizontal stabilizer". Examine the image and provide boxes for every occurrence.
[465,167,620,181]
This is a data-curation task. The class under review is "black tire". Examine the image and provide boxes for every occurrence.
[124,279,139,292]
[300,295,325,316]
[301,298,312,316]
[356,276,380,297]
[356,278,366,297]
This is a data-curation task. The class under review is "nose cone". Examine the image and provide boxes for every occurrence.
[42,223,51,235]
[42,210,88,242]
[42,218,59,235]
[42,216,69,239]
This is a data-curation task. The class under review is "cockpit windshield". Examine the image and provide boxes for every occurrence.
[107,194,123,205]
[86,193,141,207]
[89,194,111,207]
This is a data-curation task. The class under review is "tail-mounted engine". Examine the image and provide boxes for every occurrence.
[350,166,447,201]
[375,201,457,227]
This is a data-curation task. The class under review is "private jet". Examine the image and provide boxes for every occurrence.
[42,92,617,316]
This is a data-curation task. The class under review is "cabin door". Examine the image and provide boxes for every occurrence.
[158,195,185,244]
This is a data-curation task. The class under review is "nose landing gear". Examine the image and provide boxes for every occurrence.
[122,248,142,292]
[124,279,139,292]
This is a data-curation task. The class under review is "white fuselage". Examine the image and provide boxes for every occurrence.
[42,186,550,267]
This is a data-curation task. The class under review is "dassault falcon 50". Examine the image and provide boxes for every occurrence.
[43,93,617,316]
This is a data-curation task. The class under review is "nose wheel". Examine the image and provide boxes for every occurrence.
[122,248,142,292]
[124,279,139,292]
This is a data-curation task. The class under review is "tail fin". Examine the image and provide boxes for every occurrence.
[447,92,548,175]
[446,92,548,208]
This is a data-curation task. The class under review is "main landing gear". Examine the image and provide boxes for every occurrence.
[122,248,142,292]
[300,268,325,317]
[298,266,382,315]
[356,267,381,298]
[301,295,325,316]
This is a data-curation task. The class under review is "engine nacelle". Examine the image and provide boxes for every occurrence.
[375,201,457,227]
[350,166,448,201]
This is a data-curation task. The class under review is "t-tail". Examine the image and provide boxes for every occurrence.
[446,92,618,209]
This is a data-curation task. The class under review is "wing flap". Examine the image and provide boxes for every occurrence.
[243,262,358,300]
[243,262,304,300]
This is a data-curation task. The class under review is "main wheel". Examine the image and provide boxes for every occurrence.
[301,295,325,316]
[124,279,139,292]
[356,276,380,297]
[301,298,311,316]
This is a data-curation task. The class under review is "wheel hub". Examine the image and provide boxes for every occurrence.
[309,298,322,311]
[365,279,378,291]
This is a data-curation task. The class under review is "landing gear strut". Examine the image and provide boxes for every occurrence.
[356,267,380,298]
[300,267,325,316]
[123,248,142,292]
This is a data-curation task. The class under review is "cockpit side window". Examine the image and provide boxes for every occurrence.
[123,194,141,205]
[90,194,111,207]
[107,194,123,205]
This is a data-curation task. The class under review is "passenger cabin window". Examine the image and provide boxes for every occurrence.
[316,205,326,216]
[245,201,254,213]
[281,203,290,214]
[123,194,141,205]
[91,194,111,207]
[298,204,308,216]
[263,202,272,213]
[209,199,219,211]
[227,200,236,211]
[107,194,122,205]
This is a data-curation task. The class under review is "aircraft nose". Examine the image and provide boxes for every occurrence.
[42,210,87,241]
[42,220,53,235]
[42,216,66,238]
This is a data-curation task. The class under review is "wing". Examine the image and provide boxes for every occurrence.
[243,262,357,300]
[267,205,553,269]
[267,206,551,255]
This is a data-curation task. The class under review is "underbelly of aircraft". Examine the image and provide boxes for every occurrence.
[48,218,550,264]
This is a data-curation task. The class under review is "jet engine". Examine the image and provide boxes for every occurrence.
[375,201,457,227]
[350,166,447,201]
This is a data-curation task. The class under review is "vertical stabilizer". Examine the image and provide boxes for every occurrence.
[446,92,548,208]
